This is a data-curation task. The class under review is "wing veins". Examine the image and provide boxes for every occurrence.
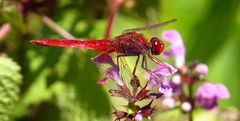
[123,19,177,32]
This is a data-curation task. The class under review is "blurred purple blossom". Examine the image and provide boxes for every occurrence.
[169,74,183,93]
[195,82,230,109]
[162,30,185,68]
[159,29,230,121]
[162,97,175,108]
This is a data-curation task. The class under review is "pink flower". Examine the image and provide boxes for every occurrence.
[145,63,177,94]
[92,54,123,85]
[195,82,230,109]
[162,30,185,68]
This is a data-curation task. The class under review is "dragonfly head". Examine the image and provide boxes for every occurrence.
[150,37,164,55]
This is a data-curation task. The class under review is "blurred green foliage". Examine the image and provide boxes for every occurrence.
[0,0,240,121]
[0,55,22,121]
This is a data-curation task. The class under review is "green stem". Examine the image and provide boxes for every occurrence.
[41,15,75,39]
[104,0,124,39]
[189,82,193,121]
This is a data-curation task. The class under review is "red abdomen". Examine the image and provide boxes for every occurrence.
[31,39,112,51]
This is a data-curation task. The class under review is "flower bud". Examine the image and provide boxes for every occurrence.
[172,74,181,84]
[195,64,208,75]
[162,97,175,108]
[181,101,191,112]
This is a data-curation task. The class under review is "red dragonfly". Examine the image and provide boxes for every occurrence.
[31,19,176,76]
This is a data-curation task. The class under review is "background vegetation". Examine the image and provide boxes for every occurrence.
[0,0,239,120]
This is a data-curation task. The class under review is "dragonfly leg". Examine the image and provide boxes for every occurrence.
[147,54,173,73]
[132,55,140,76]
[141,55,150,72]
[147,54,159,64]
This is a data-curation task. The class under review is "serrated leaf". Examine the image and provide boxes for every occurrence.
[0,55,22,121]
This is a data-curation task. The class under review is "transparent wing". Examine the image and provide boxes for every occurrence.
[123,19,177,32]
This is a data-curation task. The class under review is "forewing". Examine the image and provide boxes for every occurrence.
[123,19,177,32]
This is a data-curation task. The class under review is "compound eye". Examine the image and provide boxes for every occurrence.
[150,37,164,55]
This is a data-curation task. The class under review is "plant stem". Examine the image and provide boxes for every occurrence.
[104,0,124,39]
[41,15,75,39]
[189,82,193,121]
[0,23,11,42]
[104,7,115,39]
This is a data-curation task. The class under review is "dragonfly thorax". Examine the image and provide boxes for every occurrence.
[113,32,149,55]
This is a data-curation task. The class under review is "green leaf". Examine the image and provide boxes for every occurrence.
[55,49,111,121]
[0,55,22,121]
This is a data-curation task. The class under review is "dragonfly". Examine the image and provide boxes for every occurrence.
[31,19,176,76]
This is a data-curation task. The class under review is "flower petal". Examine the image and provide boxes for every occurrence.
[161,51,172,58]
[196,82,216,98]
[153,63,177,76]
[145,63,177,90]
[170,45,185,68]
[162,30,185,68]
[97,65,123,86]
[105,65,123,86]
[158,82,173,95]
[145,73,167,90]
[91,54,115,66]
[162,30,183,45]
[195,82,230,110]
[215,83,230,99]
[96,78,107,85]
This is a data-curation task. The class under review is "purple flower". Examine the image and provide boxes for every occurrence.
[169,74,182,93]
[158,81,173,95]
[195,82,230,109]
[92,54,123,85]
[92,54,115,66]
[162,30,185,68]
[194,63,208,75]
[145,62,177,94]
